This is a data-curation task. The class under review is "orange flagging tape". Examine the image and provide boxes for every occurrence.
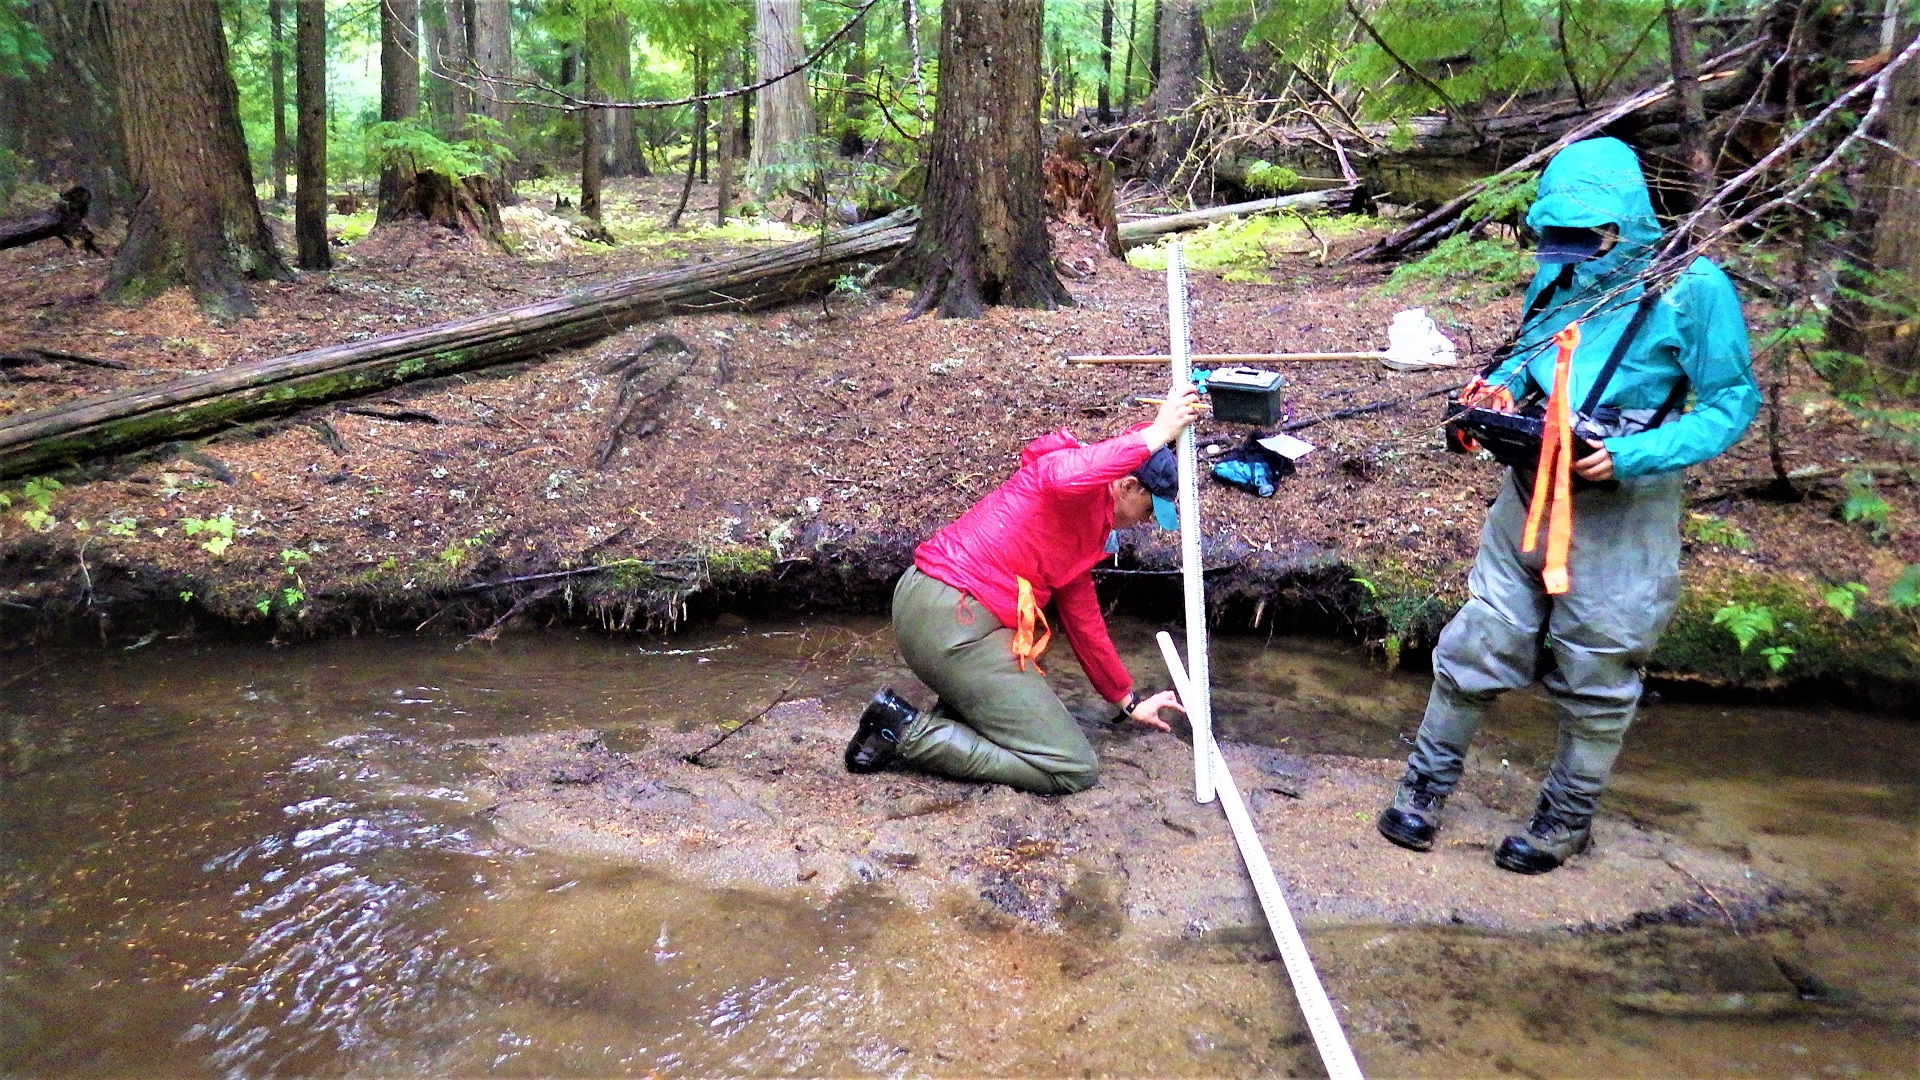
[1521,323,1581,595]
[1011,575,1052,672]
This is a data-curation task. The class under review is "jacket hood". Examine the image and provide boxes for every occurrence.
[1525,137,1661,282]
[1022,428,1083,466]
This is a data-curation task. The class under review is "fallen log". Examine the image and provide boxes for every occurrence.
[1115,187,1357,249]
[0,210,917,480]
[0,186,101,255]
[1350,40,1763,262]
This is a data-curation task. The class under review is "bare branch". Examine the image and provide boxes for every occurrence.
[1343,0,1481,141]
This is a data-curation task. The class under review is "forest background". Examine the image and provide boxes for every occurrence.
[0,0,1916,701]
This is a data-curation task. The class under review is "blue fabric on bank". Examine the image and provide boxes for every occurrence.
[1483,137,1761,479]
[1212,458,1276,497]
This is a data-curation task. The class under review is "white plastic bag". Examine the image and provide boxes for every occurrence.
[1383,308,1460,370]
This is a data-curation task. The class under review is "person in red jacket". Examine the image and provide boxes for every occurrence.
[844,389,1204,794]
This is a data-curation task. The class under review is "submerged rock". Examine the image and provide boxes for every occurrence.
[467,698,1787,940]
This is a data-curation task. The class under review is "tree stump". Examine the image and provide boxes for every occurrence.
[0,186,101,255]
[387,171,506,245]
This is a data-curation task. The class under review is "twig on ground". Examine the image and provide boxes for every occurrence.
[1280,384,1458,432]
[683,627,885,765]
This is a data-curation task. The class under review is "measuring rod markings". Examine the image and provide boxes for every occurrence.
[1166,242,1215,805]
[1156,631,1366,1080]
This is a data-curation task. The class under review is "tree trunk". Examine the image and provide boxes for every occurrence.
[694,47,709,184]
[270,0,290,203]
[422,0,458,131]
[1120,0,1139,115]
[607,13,646,177]
[887,0,1068,318]
[378,0,421,225]
[1098,0,1113,123]
[103,0,289,320]
[716,49,736,225]
[841,8,869,152]
[295,0,330,271]
[435,0,474,136]
[750,0,816,182]
[1,0,129,221]
[470,0,512,128]
[581,26,604,224]
[0,211,919,480]
[1145,0,1201,173]
[1664,0,1713,214]
[1828,35,1920,377]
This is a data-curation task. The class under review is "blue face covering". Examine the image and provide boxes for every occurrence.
[1152,496,1180,530]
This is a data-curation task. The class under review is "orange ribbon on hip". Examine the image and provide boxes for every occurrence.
[1011,576,1052,673]
[1521,322,1581,596]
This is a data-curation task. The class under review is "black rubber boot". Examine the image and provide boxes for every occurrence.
[1376,770,1448,852]
[1494,797,1593,874]
[844,687,918,773]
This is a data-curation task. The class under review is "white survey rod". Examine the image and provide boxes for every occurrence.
[1155,632,1366,1080]
[1166,241,1214,805]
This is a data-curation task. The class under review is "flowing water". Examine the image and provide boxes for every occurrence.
[2,618,1915,1078]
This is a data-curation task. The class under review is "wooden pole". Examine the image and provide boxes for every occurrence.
[1069,352,1386,364]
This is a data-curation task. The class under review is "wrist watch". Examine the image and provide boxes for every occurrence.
[1116,690,1141,719]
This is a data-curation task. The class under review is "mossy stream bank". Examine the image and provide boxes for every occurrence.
[4,523,1916,715]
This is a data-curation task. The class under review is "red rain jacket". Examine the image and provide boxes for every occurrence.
[914,426,1150,704]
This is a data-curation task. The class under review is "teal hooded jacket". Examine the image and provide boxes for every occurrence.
[1485,137,1760,479]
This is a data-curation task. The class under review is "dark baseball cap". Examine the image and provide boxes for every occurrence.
[1535,224,1609,264]
[1135,446,1181,530]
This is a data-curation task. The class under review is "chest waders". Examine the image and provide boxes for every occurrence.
[1398,283,1689,853]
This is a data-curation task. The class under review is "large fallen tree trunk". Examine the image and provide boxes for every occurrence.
[0,186,101,255]
[1349,40,1764,262]
[0,210,916,480]
[1115,187,1357,248]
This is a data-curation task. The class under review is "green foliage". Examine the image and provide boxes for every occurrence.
[1464,171,1540,224]
[1712,600,1776,653]
[1242,161,1303,196]
[1822,582,1868,620]
[362,118,512,179]
[180,514,237,556]
[1657,573,1920,687]
[1382,233,1535,300]
[21,477,60,512]
[1348,563,1452,669]
[0,0,48,80]
[1892,565,1920,612]
[1129,213,1362,277]
[1838,470,1891,540]
[1682,512,1752,552]
[1272,0,1676,122]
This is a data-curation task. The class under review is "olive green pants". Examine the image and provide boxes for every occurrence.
[1407,468,1684,821]
[889,567,1100,795]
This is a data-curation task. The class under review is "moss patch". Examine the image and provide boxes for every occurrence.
[1653,571,1920,692]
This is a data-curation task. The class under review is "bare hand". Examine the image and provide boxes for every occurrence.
[1574,443,1614,482]
[1126,688,1186,732]
[1144,384,1204,450]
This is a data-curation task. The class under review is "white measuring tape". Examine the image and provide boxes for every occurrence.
[1158,633,1366,1080]
[1160,244,1364,1079]
[1166,241,1215,806]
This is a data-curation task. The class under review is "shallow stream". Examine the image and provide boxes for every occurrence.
[2,618,1915,1077]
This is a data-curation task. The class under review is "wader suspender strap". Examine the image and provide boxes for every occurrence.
[1578,291,1664,417]
[1646,372,1692,428]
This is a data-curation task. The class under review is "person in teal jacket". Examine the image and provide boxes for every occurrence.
[1377,137,1761,873]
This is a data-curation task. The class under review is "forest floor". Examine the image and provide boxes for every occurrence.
[2,175,1917,705]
